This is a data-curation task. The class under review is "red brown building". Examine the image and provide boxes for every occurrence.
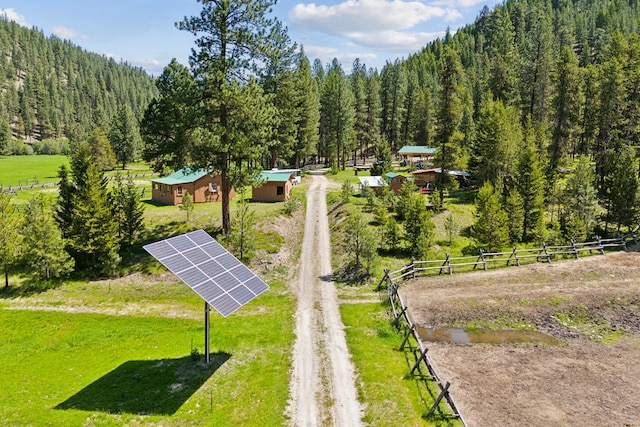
[151,169,235,205]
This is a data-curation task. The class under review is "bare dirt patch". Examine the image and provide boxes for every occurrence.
[401,251,640,426]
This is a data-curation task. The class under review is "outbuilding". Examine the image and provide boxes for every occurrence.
[384,172,408,193]
[252,171,295,202]
[151,168,235,205]
[397,145,436,167]
[358,176,388,194]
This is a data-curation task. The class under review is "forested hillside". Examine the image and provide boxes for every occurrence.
[0,17,157,145]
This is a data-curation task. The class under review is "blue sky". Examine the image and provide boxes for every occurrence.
[2,0,500,75]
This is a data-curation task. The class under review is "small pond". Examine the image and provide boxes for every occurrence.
[416,327,560,346]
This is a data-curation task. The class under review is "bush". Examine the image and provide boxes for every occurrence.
[32,138,70,155]
[283,197,302,216]
[4,140,33,155]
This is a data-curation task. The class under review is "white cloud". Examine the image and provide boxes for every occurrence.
[52,25,88,41]
[433,0,493,8]
[349,29,446,52]
[290,0,461,36]
[0,8,28,26]
[303,44,377,67]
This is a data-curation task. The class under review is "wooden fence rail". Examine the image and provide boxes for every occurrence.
[385,235,631,283]
[386,280,467,425]
[0,173,157,195]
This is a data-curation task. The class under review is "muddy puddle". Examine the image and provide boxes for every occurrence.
[416,327,560,345]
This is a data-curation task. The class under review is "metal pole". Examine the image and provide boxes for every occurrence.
[205,301,210,364]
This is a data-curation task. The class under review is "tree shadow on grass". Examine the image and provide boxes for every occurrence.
[55,352,230,415]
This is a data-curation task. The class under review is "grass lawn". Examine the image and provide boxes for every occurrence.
[0,273,295,426]
[0,155,69,188]
[341,303,463,427]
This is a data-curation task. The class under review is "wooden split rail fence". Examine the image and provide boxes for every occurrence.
[382,235,633,284]
[382,277,467,425]
[376,234,636,425]
[0,173,156,195]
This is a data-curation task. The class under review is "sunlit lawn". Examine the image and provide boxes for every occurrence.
[0,270,295,426]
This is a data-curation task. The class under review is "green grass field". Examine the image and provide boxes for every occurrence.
[0,155,69,187]
[0,275,295,426]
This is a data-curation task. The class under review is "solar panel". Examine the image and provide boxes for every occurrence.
[144,229,270,317]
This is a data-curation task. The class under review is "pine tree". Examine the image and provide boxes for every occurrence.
[141,59,198,174]
[504,189,524,243]
[403,191,434,258]
[177,0,280,233]
[320,59,354,170]
[342,214,378,275]
[0,193,23,288]
[58,142,121,273]
[260,21,298,168]
[549,46,582,174]
[470,97,522,186]
[87,127,116,171]
[515,143,545,242]
[560,157,599,238]
[291,53,319,168]
[179,191,194,223]
[111,174,145,246]
[109,104,142,170]
[472,182,509,252]
[607,147,639,232]
[22,194,74,280]
[435,48,465,193]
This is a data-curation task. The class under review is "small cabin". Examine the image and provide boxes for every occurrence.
[151,168,235,205]
[410,168,439,188]
[384,172,407,194]
[252,171,295,202]
[410,168,471,189]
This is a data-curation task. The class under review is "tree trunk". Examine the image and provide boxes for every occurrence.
[4,263,8,288]
[221,151,231,234]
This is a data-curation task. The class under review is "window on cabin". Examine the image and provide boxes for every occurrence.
[277,186,284,196]
[177,186,183,196]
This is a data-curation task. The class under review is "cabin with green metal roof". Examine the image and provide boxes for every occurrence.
[252,171,295,202]
[151,168,235,205]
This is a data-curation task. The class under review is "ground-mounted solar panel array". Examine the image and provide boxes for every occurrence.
[143,229,269,317]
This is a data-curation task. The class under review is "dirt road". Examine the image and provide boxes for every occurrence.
[286,174,363,427]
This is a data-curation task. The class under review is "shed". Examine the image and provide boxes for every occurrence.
[410,168,471,189]
[151,168,235,205]
[384,172,408,193]
[358,176,388,194]
[264,168,302,184]
[410,168,439,188]
[252,171,294,202]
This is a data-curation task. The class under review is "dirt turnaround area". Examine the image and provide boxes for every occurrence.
[401,251,640,427]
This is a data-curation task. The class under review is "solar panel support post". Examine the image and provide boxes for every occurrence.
[205,302,211,364]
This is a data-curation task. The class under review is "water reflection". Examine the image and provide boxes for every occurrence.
[417,327,560,345]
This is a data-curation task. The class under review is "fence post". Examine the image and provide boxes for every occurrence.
[410,346,429,375]
[596,236,604,255]
[542,243,550,263]
[409,257,415,279]
[428,381,452,416]
[377,268,390,291]
[571,240,579,259]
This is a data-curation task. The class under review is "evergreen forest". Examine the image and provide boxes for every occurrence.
[1,0,640,277]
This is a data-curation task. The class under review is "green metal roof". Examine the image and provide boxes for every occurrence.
[259,172,293,182]
[385,172,400,179]
[153,168,209,185]
[397,145,436,155]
